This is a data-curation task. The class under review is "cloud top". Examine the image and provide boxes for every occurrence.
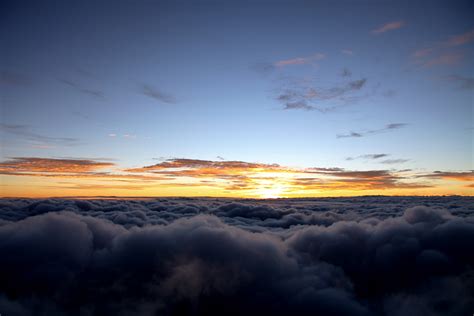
[0,196,473,315]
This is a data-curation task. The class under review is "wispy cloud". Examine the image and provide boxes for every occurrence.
[54,156,117,162]
[417,171,474,182]
[445,75,474,90]
[445,29,474,46]
[0,124,81,147]
[412,29,474,68]
[341,49,353,55]
[341,68,352,77]
[346,154,408,165]
[256,58,373,113]
[276,77,368,112]
[53,183,151,191]
[59,79,104,99]
[337,123,408,138]
[413,48,433,58]
[142,84,177,104]
[371,20,405,34]
[0,157,114,173]
[292,169,428,190]
[0,157,168,184]
[274,53,325,67]
[383,89,397,97]
[251,62,276,76]
[380,159,410,165]
[108,133,138,139]
[283,101,316,111]
[422,52,464,67]
[125,158,281,174]
[346,154,389,161]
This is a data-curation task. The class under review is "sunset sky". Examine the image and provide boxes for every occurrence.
[1,0,473,198]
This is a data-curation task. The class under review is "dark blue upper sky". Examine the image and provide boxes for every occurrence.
[0,0,473,196]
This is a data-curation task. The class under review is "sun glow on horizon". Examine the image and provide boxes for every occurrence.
[0,157,473,198]
[254,182,287,199]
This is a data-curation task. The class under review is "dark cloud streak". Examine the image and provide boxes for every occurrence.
[445,75,474,90]
[277,77,368,112]
[59,79,104,99]
[337,123,408,139]
[142,84,177,104]
[0,124,81,147]
[346,154,389,161]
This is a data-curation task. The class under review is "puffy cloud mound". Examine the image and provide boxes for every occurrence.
[0,197,473,315]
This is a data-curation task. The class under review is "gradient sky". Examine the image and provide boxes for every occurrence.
[1,0,473,198]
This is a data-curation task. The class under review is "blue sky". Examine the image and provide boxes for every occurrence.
[0,0,473,197]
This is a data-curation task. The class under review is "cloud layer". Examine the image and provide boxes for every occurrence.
[0,197,473,315]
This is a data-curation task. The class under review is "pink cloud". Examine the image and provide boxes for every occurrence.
[274,53,325,67]
[413,48,433,58]
[412,29,474,65]
[371,20,405,34]
[423,52,464,67]
[446,29,474,46]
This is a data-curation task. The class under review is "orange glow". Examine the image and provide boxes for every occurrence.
[0,157,473,198]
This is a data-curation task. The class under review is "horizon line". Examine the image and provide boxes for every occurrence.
[1,194,472,200]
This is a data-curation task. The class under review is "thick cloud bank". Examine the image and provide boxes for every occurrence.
[0,197,473,315]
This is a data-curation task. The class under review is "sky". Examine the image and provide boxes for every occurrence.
[0,0,473,198]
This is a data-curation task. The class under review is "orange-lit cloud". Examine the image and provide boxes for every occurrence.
[1,157,472,198]
[0,157,115,173]
[0,157,172,183]
[290,169,431,191]
[124,158,437,195]
[126,159,282,173]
